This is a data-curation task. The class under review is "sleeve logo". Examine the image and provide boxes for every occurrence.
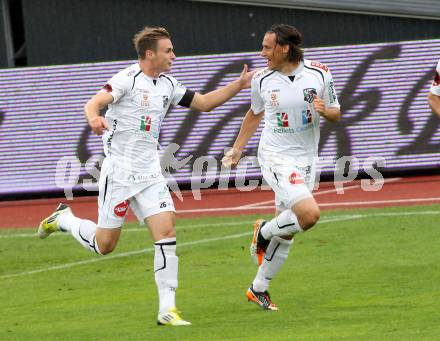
[103,83,113,92]
[433,71,440,86]
[311,61,329,72]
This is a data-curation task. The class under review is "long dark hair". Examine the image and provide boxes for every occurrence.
[267,24,304,63]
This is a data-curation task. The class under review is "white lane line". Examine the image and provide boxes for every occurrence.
[0,220,256,239]
[2,210,438,280]
[3,206,440,239]
[0,232,252,279]
[236,177,401,209]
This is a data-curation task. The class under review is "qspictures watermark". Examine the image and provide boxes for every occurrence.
[55,143,385,200]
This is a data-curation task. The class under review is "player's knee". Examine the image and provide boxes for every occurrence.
[298,208,320,230]
[97,239,117,255]
[160,227,176,239]
[152,225,176,241]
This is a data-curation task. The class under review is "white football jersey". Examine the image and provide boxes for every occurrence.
[251,59,340,158]
[430,59,440,96]
[100,63,187,173]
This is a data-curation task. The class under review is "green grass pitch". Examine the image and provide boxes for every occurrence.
[1,204,440,340]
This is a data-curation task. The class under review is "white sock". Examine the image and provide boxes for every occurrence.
[260,209,303,239]
[62,214,101,255]
[154,237,178,314]
[252,236,293,292]
[57,211,79,232]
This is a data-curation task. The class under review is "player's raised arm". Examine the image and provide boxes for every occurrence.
[189,64,255,112]
[84,91,113,135]
[222,108,264,168]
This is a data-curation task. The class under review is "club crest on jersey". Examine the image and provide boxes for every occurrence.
[162,95,169,108]
[301,109,312,125]
[303,88,317,103]
[140,115,152,131]
[114,200,129,217]
[270,91,279,107]
[276,112,289,127]
[141,94,149,107]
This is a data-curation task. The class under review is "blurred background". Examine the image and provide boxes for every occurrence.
[2,0,440,67]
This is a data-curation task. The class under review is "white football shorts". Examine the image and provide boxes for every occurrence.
[97,158,175,228]
[258,151,316,212]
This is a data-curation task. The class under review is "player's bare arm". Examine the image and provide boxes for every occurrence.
[84,91,113,135]
[428,92,440,117]
[222,108,264,168]
[190,64,255,112]
[313,94,341,122]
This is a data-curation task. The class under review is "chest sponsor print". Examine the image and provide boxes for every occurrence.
[276,112,289,127]
[301,109,313,125]
[140,115,152,131]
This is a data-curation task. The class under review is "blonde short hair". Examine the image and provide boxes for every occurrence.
[133,27,171,59]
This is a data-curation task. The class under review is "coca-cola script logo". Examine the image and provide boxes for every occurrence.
[114,200,129,217]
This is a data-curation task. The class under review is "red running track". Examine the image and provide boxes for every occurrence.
[1,175,439,229]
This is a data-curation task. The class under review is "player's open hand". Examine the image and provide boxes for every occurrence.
[313,94,326,115]
[88,116,108,135]
[238,64,256,90]
[221,147,242,169]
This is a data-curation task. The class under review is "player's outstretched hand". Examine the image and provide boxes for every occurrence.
[88,116,108,135]
[238,64,256,90]
[221,147,242,169]
[313,94,326,115]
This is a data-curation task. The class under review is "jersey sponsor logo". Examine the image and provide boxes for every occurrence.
[103,83,113,93]
[114,200,129,217]
[303,88,317,103]
[276,112,289,127]
[311,61,329,72]
[433,71,440,86]
[301,109,313,125]
[140,115,152,131]
[288,171,304,185]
